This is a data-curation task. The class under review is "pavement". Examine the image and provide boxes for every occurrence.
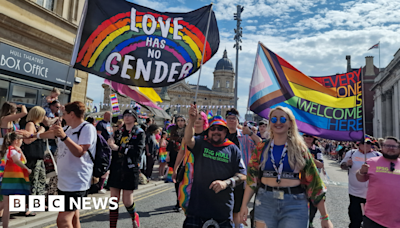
[8,164,167,228]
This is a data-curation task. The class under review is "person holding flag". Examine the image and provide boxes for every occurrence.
[183,104,246,228]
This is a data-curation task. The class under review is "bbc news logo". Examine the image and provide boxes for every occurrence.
[9,195,119,212]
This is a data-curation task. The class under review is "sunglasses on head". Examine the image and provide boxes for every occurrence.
[209,125,225,131]
[270,116,287,124]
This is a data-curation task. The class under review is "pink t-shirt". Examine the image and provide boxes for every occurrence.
[365,156,400,227]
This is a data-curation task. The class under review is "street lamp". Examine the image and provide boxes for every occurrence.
[234,5,244,109]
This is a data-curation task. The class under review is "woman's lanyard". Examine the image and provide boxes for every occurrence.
[269,140,288,183]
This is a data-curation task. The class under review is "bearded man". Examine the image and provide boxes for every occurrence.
[357,136,400,228]
[182,104,246,228]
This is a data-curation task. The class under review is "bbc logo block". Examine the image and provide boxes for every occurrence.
[10,195,65,211]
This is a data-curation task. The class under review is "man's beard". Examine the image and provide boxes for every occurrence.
[210,137,224,144]
[382,152,400,160]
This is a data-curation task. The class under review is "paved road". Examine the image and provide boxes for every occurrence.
[311,156,350,228]
[20,156,351,228]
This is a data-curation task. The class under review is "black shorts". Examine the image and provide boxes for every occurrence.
[233,183,245,213]
[108,166,140,190]
[57,189,88,211]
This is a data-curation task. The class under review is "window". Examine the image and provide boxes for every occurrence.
[226,81,230,88]
[35,0,55,11]
[11,85,38,105]
[217,107,221,115]
[0,80,9,109]
[216,80,220,88]
[41,89,69,105]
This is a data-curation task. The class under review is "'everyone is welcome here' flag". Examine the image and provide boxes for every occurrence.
[248,42,363,141]
[71,0,220,87]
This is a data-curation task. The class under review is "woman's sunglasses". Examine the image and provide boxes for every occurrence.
[270,116,287,124]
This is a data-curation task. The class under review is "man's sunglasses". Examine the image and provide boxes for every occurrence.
[209,125,225,131]
[270,116,287,124]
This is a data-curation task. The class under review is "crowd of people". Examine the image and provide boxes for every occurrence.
[0,90,398,228]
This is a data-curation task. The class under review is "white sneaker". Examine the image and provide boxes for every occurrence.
[99,189,107,194]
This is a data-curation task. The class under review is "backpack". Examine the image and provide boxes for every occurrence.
[73,123,112,178]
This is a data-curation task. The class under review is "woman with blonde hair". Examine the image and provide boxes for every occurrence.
[22,106,47,213]
[239,106,333,228]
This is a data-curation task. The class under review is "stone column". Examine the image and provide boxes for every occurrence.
[386,90,393,136]
[373,93,379,137]
[394,84,400,138]
[381,93,387,136]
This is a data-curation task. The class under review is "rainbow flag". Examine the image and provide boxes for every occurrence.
[110,93,119,112]
[207,110,213,119]
[248,42,363,141]
[165,167,174,183]
[71,0,220,88]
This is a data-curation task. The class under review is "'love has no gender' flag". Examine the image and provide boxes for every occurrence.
[71,0,220,87]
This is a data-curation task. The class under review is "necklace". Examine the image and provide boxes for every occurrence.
[269,140,288,183]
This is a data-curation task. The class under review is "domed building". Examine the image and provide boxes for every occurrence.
[154,49,236,117]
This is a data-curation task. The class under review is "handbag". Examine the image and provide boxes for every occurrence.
[43,139,57,179]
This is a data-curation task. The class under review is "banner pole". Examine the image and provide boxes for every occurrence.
[194,4,213,104]
[361,66,367,162]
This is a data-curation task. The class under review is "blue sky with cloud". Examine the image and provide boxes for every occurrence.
[87,0,400,119]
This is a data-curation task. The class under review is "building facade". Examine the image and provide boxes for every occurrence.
[371,48,400,138]
[154,50,236,118]
[0,0,88,109]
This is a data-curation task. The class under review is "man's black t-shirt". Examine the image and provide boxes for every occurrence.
[227,131,240,148]
[96,120,112,141]
[187,136,246,220]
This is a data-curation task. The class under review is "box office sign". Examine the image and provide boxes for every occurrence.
[0,43,75,86]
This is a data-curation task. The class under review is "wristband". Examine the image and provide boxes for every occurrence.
[249,131,253,136]
[60,135,68,142]
[37,133,41,139]
[320,214,329,220]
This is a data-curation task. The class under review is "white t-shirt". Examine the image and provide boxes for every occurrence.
[5,149,20,163]
[341,149,381,198]
[57,122,97,192]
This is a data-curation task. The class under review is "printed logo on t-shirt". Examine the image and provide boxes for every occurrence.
[376,166,400,175]
[203,148,229,163]
[120,136,130,144]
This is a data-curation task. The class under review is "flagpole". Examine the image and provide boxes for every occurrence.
[361,66,367,162]
[379,41,381,71]
[194,4,213,104]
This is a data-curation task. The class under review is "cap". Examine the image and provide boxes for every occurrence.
[123,109,138,121]
[258,120,268,126]
[208,115,228,130]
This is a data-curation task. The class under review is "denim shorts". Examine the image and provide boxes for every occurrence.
[254,187,309,228]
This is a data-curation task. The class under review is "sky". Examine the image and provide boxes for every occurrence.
[87,0,400,120]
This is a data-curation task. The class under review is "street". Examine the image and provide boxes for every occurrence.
[14,156,351,228]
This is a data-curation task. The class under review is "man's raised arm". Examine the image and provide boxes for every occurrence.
[184,104,197,150]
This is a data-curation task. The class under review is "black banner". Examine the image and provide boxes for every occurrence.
[71,0,220,87]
